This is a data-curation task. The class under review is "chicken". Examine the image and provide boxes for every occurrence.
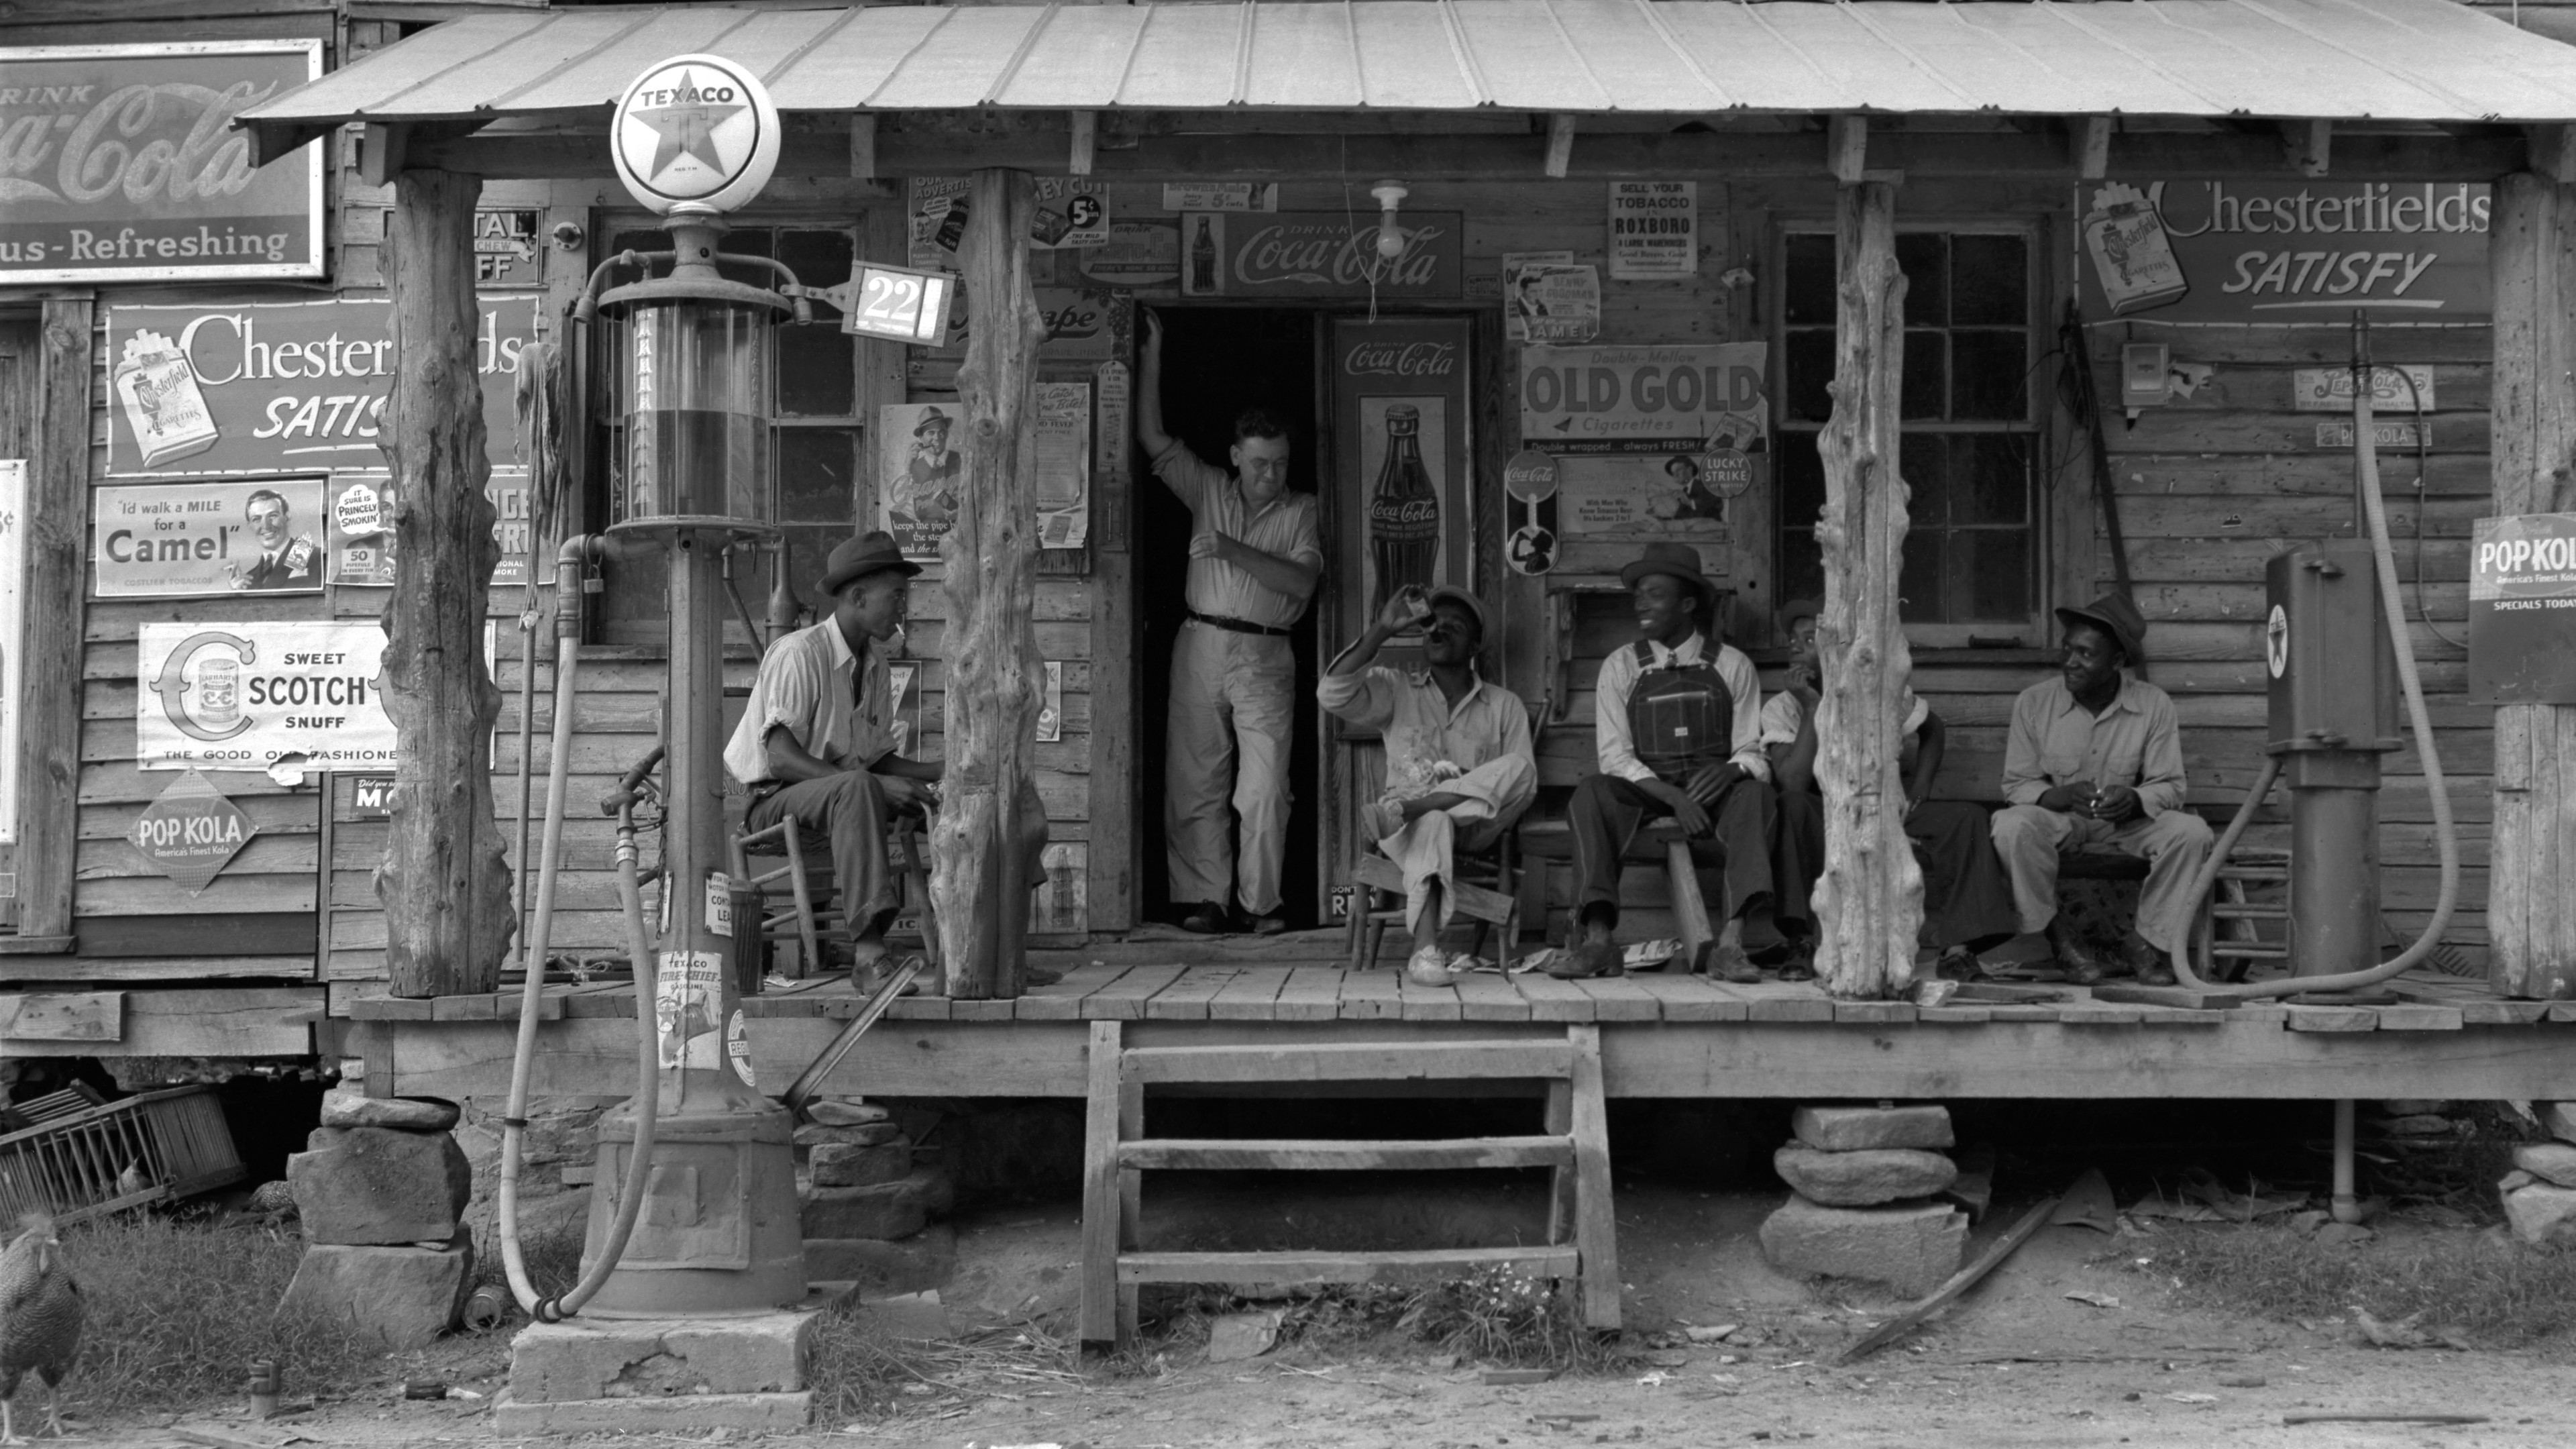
[0,1215,82,1444]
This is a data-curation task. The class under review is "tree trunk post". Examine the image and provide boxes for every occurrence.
[1811,180,1924,998]
[2488,170,2576,1000]
[376,167,513,998]
[934,166,1047,999]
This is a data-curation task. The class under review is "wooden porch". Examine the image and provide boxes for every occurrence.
[333,952,2576,1105]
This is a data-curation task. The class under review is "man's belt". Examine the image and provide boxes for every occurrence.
[1187,610,1294,638]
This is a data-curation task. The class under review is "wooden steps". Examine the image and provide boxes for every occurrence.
[1079,1022,1618,1350]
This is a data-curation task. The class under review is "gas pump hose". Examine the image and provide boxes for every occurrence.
[494,536,663,1321]
[2159,349,2461,998]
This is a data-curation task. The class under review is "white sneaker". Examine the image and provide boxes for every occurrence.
[1405,944,1459,987]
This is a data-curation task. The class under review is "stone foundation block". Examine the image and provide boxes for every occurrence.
[1759,1195,1966,1297]
[288,1126,473,1245]
[2544,1103,2576,1147]
[2503,1183,2576,1246]
[494,1391,811,1436]
[508,1309,817,1403]
[1774,1146,1957,1207]
[318,1089,460,1132]
[794,1121,903,1150]
[810,1140,911,1188]
[801,1169,951,1242]
[1790,1106,1954,1153]
[804,1224,957,1296]
[276,1236,474,1350]
[2512,1142,2576,1188]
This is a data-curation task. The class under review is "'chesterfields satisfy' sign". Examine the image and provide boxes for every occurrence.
[0,41,324,284]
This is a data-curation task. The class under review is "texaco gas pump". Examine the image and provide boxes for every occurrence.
[570,53,810,1316]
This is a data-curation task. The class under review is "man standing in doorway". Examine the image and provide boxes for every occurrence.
[1136,311,1324,935]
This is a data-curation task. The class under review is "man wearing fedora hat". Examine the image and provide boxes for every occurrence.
[1320,583,1536,985]
[1990,592,2210,985]
[723,530,1049,990]
[1559,541,1785,982]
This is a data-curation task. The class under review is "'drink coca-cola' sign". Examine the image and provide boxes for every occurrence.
[1179,212,1463,300]
[0,42,324,284]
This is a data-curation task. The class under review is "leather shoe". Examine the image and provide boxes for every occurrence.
[1179,904,1228,934]
[2122,932,2177,986]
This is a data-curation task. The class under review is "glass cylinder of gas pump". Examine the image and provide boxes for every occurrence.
[612,297,774,529]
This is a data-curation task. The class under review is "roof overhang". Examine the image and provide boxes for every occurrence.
[238,0,2576,181]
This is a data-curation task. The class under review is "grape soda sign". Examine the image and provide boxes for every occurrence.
[0,41,324,284]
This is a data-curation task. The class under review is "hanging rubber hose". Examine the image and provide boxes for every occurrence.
[510,332,573,968]
[2161,321,2461,998]
[494,535,662,1322]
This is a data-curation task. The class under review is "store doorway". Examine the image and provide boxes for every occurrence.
[1135,307,1324,930]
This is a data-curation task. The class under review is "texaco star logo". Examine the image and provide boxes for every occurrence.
[610,54,780,215]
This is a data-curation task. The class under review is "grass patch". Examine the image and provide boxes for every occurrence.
[2154,1221,2576,1350]
[1129,1268,1627,1374]
[58,1214,391,1415]
[806,1306,1080,1425]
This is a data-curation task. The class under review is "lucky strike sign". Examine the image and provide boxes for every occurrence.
[103,294,537,477]
[0,41,324,284]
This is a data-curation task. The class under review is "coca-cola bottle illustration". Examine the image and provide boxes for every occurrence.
[1368,405,1438,616]
[1189,216,1218,294]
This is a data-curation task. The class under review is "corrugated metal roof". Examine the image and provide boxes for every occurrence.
[241,0,2576,142]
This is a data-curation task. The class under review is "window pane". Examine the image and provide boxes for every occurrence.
[1899,432,1947,527]
[608,228,662,258]
[785,526,838,620]
[778,322,856,418]
[1955,529,2033,622]
[1949,329,2029,421]
[1897,232,1947,327]
[1783,331,1835,424]
[776,230,853,291]
[1949,233,2028,326]
[1778,529,1823,612]
[1901,331,1945,421]
[1953,434,2031,525]
[1899,529,1944,623]
[777,429,856,526]
[1784,233,1837,326]
[713,227,773,289]
[1776,431,1825,529]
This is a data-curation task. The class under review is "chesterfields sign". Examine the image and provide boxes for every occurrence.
[0,41,324,284]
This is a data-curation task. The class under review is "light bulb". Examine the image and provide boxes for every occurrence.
[1369,180,1410,262]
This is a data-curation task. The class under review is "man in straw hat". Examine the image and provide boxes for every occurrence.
[1320,583,1536,986]
[1990,592,2208,985]
[1557,542,1789,983]
[723,531,1049,992]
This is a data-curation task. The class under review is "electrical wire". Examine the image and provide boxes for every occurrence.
[2392,366,2469,651]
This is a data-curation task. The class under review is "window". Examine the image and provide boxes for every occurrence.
[1775,227,2041,633]
[594,224,862,634]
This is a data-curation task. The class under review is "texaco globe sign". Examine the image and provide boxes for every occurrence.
[610,54,780,216]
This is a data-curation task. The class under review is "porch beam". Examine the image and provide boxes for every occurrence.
[2285,118,2332,176]
[2528,124,2576,186]
[398,125,2527,184]
[376,166,513,998]
[1070,110,1097,176]
[932,166,1049,1001]
[850,112,877,180]
[2073,116,2112,180]
[1544,113,1576,178]
[2487,170,2576,1002]
[1827,115,1866,184]
[1812,179,1923,1000]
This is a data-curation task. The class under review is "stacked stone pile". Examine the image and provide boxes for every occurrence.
[2499,1102,2576,1246]
[796,1098,957,1293]
[1758,1105,1968,1297]
[278,1089,476,1349]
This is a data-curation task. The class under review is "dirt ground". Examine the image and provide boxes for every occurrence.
[83,1181,2576,1449]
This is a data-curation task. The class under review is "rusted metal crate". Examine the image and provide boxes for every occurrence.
[0,1085,246,1227]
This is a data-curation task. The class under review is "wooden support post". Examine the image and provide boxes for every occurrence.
[376,168,513,998]
[13,297,91,940]
[850,113,877,180]
[1069,111,1096,176]
[933,166,1047,1000]
[1544,113,1576,179]
[2488,170,2576,1001]
[2530,125,2576,186]
[358,123,409,188]
[1827,115,1866,184]
[1811,180,1923,1000]
[2286,119,2331,177]
[2073,116,2111,181]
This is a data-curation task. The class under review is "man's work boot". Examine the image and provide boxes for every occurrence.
[2122,931,2177,987]
[2050,922,2115,987]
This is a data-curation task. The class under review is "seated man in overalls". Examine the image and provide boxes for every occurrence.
[1557,543,1786,982]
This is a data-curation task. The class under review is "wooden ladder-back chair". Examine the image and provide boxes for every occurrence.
[1346,694,1548,972]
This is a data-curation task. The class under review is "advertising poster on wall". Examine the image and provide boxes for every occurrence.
[136,621,397,772]
[0,460,23,846]
[0,41,325,286]
[93,476,327,597]
[1179,212,1464,301]
[1505,449,1559,578]
[1332,317,1472,647]
[908,176,1108,270]
[1503,252,1601,345]
[877,402,962,561]
[1608,180,1697,280]
[102,294,539,477]
[2469,513,2576,705]
[1518,343,1768,456]
[323,469,534,590]
[1034,380,1091,551]
[2078,179,2491,322]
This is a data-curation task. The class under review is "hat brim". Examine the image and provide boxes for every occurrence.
[2053,605,2141,662]
[1618,559,1722,616]
[1425,585,1488,639]
[821,555,924,596]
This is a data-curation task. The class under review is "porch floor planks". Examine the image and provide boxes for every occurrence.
[1146,967,1246,1021]
[1453,971,1535,1022]
[1209,966,1295,1021]
[1572,975,1662,1022]
[1014,961,1133,1021]
[1271,966,1348,1022]
[1509,972,1599,1022]
[1626,972,1746,1022]
[1338,967,1405,1021]
[1397,973,1465,1022]
[1078,963,1192,1020]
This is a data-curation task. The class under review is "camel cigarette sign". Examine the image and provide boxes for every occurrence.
[136,621,396,772]
[0,41,324,284]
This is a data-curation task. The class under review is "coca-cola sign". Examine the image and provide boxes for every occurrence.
[1181,211,1462,300]
[1342,339,1458,379]
[0,41,323,284]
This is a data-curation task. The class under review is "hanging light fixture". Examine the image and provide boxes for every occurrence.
[1371,179,1410,260]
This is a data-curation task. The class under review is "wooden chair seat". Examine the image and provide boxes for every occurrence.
[1347,851,1522,971]
[728,810,938,980]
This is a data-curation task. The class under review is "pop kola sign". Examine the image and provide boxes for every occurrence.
[0,41,324,284]
[610,54,779,216]
[2080,179,2490,322]
[136,621,396,772]
[2469,513,2576,706]
[103,295,536,477]
[130,769,254,894]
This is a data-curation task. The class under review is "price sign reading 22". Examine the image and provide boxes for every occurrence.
[836,262,956,344]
